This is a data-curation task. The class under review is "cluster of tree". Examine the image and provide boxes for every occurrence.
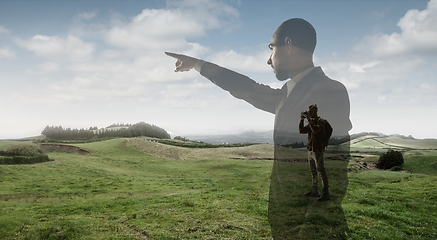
[390,134,415,140]
[376,149,404,170]
[282,142,306,148]
[173,136,191,142]
[41,122,170,140]
[0,144,50,165]
[158,137,256,148]
[106,123,132,128]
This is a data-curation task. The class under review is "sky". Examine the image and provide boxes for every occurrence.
[1,0,436,140]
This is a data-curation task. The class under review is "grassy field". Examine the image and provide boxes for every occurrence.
[0,136,436,239]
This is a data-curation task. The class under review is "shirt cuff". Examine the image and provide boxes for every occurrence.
[194,60,206,72]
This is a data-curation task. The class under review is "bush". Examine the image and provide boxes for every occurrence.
[0,144,51,165]
[0,155,50,164]
[0,144,43,156]
[391,166,402,171]
[376,149,404,170]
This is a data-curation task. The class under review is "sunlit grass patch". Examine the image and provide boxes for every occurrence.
[343,165,437,239]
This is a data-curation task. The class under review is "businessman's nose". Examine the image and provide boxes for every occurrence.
[267,54,272,65]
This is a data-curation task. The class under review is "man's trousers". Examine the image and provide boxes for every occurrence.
[308,151,328,188]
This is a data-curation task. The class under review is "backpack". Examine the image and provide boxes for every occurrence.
[323,119,333,146]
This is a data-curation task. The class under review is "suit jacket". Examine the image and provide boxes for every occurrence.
[199,61,352,238]
[200,62,352,159]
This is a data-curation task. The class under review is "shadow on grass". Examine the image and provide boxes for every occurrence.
[269,159,349,239]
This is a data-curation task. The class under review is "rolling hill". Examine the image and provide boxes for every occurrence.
[1,133,436,239]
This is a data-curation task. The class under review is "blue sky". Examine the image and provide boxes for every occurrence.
[1,0,436,139]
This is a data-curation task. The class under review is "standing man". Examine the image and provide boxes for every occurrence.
[299,104,330,201]
[166,18,351,239]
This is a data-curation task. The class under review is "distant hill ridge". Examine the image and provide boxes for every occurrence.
[185,131,425,145]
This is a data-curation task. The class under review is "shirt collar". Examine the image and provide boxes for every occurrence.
[292,66,317,84]
[286,66,318,97]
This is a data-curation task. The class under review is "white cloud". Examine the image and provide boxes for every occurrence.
[354,0,437,57]
[208,49,271,74]
[421,82,436,92]
[0,25,11,35]
[1,0,260,138]
[73,11,98,21]
[0,26,14,59]
[36,0,242,102]
[316,0,437,139]
[15,35,95,62]
[158,80,216,108]
[166,0,240,33]
[348,60,381,73]
[323,55,426,92]
[103,0,238,55]
[24,61,60,74]
[0,47,16,59]
[43,0,241,100]
[321,0,437,92]
[377,94,386,103]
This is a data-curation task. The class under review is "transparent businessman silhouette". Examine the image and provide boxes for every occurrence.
[167,18,352,239]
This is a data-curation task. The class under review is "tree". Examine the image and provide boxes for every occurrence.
[41,122,171,140]
[376,149,404,170]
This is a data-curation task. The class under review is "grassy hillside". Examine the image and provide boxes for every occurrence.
[123,137,274,160]
[0,136,436,239]
[0,141,34,151]
[0,139,273,239]
[349,135,437,153]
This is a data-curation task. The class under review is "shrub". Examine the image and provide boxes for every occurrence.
[0,144,51,165]
[376,149,404,170]
[0,155,50,165]
[391,166,402,171]
[0,144,43,156]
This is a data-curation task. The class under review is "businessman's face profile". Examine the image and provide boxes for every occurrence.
[268,34,290,81]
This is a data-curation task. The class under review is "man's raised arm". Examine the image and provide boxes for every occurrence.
[165,52,284,114]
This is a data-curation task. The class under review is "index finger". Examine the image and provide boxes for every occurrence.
[165,52,182,59]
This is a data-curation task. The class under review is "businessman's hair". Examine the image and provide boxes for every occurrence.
[275,18,317,53]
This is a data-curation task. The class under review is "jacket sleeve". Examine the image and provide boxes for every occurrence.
[200,62,284,114]
[299,119,309,134]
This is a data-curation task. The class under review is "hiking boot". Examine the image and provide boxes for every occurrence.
[318,187,330,201]
[304,186,319,197]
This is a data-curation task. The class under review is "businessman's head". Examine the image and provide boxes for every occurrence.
[267,18,317,81]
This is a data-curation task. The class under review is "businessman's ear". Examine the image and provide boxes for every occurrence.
[285,37,292,46]
[285,37,293,54]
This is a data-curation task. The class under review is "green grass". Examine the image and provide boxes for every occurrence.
[351,138,390,149]
[348,136,437,153]
[0,141,34,151]
[124,137,275,160]
[0,138,436,239]
[343,172,436,239]
[377,137,437,150]
[0,139,272,239]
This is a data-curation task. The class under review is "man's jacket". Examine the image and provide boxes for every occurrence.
[198,62,351,159]
[299,116,326,152]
